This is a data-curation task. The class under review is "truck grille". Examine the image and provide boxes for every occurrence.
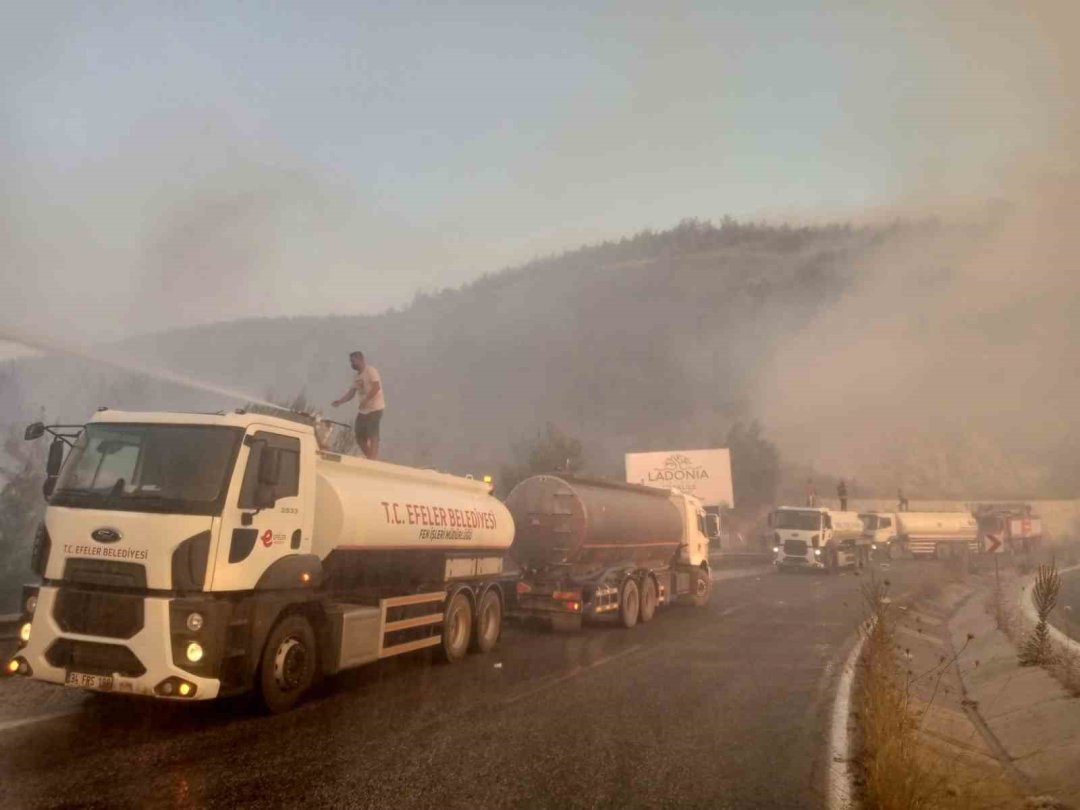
[54,588,144,639]
[45,639,146,677]
[784,539,808,556]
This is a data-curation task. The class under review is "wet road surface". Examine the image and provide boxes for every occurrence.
[0,561,936,809]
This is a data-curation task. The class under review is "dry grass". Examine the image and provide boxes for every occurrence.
[858,578,1020,809]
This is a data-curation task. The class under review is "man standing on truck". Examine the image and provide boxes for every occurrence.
[332,351,385,459]
[898,488,909,512]
[837,479,848,511]
[805,478,816,507]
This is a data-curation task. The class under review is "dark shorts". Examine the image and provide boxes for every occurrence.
[354,410,383,442]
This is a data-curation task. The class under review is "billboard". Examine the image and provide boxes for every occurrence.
[625,448,734,508]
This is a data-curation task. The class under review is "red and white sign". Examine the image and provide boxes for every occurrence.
[985,533,1004,554]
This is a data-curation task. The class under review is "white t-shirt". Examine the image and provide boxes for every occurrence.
[353,366,385,414]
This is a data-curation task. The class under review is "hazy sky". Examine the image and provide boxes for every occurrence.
[0,1,1070,343]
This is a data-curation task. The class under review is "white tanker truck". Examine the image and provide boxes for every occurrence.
[769,507,867,572]
[860,511,978,559]
[5,409,716,711]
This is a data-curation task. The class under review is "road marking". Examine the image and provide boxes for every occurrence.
[501,644,645,706]
[0,707,82,733]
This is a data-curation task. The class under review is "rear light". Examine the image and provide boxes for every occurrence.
[552,591,581,601]
[6,657,31,676]
[516,581,533,595]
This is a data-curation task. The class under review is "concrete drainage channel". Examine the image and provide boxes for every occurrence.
[831,567,1080,810]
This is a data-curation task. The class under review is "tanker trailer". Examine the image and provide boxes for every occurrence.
[9,409,513,712]
[505,475,717,629]
[861,511,977,559]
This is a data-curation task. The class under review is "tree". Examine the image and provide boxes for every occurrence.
[724,420,780,515]
[0,428,46,612]
[497,423,585,496]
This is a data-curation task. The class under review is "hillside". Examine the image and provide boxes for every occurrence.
[0,219,877,471]
[2,216,1075,501]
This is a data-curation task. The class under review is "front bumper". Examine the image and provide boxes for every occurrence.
[11,586,222,700]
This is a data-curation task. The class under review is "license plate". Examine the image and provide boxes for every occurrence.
[65,671,114,691]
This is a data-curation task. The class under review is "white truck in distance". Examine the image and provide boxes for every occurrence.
[9,409,513,711]
[770,507,866,572]
[860,511,978,559]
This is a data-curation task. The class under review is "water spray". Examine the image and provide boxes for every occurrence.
[0,325,279,409]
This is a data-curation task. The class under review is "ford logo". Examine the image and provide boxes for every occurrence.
[91,528,122,544]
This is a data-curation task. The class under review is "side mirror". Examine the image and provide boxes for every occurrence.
[254,484,277,510]
[706,514,721,539]
[24,422,45,441]
[258,447,281,487]
[46,438,65,477]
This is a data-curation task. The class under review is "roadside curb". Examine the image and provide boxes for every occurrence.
[826,616,874,810]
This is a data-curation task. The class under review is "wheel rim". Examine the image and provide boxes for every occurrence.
[625,588,638,617]
[273,636,307,692]
[695,575,708,597]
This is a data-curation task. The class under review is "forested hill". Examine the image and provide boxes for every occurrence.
[1,218,923,480]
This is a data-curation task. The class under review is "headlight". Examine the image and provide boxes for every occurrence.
[186,612,204,632]
[872,544,878,550]
[185,642,204,663]
[19,623,32,643]
[814,548,822,557]
[773,546,780,553]
[25,595,37,615]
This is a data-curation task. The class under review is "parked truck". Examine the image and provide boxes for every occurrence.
[7,409,514,711]
[6,409,719,711]
[506,475,717,629]
[859,511,978,559]
[770,507,866,572]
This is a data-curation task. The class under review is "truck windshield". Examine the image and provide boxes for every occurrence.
[51,423,243,515]
[773,511,822,531]
[860,514,879,531]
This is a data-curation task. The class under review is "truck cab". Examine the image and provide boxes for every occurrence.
[770,507,864,572]
[9,409,321,702]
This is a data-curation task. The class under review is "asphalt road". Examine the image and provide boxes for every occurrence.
[0,560,938,810]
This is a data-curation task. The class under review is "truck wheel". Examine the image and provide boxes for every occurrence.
[639,576,658,623]
[888,541,903,560]
[470,588,502,654]
[618,579,640,629]
[258,613,318,714]
[440,590,473,662]
[691,568,711,607]
[935,543,950,560]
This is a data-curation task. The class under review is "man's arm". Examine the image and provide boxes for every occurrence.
[331,386,357,408]
[358,381,381,410]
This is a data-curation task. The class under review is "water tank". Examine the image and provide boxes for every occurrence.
[505,475,684,570]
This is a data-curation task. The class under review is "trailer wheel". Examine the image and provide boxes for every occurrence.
[258,613,318,713]
[618,578,640,629]
[690,568,711,607]
[639,576,658,623]
[935,543,950,560]
[439,590,473,663]
[470,588,502,654]
[888,541,903,561]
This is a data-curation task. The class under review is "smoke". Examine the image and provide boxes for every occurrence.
[756,1,1080,497]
